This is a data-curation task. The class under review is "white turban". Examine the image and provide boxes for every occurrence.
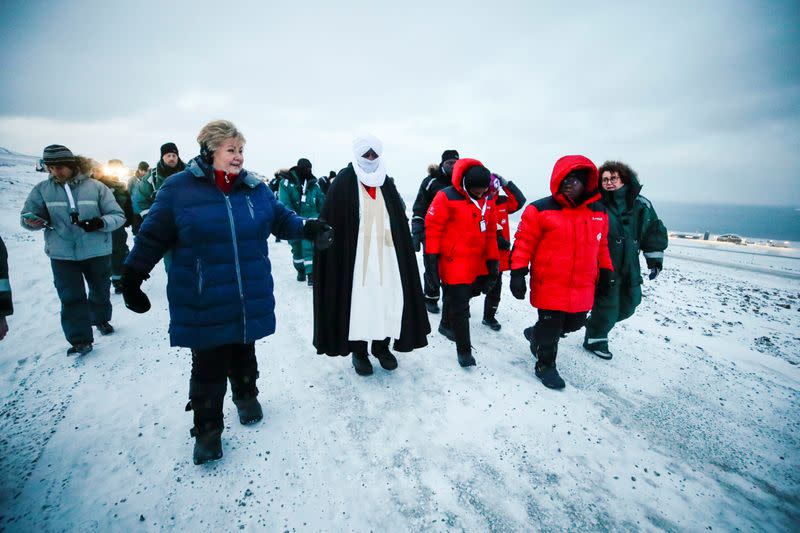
[351,133,386,187]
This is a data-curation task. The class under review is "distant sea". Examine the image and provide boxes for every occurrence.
[657,202,800,242]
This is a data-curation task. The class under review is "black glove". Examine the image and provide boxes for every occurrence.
[596,268,616,298]
[424,254,440,294]
[497,232,511,251]
[483,260,500,293]
[510,267,528,300]
[303,219,334,250]
[646,258,663,280]
[77,217,104,232]
[411,231,424,252]
[121,266,151,313]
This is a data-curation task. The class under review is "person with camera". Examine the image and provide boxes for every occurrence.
[20,145,125,355]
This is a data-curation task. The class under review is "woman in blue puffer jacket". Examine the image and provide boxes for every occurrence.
[121,120,333,465]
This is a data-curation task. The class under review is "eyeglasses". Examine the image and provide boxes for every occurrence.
[601,176,622,184]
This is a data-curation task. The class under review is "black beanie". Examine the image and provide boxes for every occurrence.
[297,158,312,169]
[42,144,76,165]
[441,149,459,164]
[160,142,179,157]
[463,165,491,189]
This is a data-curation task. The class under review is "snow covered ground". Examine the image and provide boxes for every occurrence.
[0,155,798,532]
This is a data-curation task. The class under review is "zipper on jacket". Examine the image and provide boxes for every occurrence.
[196,258,204,295]
[246,195,255,219]
[222,192,247,343]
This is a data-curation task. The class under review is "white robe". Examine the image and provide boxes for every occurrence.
[348,182,404,341]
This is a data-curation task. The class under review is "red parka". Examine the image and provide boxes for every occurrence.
[510,155,613,313]
[425,158,500,285]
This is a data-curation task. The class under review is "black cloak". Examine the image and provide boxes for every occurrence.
[313,164,430,356]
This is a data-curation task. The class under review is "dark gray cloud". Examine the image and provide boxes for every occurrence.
[0,0,798,205]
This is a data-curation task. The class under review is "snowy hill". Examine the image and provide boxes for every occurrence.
[0,152,798,531]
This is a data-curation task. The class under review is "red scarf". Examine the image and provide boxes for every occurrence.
[214,169,237,194]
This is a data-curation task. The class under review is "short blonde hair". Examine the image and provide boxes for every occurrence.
[196,120,246,151]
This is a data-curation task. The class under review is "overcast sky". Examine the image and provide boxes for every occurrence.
[1,0,798,205]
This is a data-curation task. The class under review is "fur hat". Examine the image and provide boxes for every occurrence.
[160,142,179,157]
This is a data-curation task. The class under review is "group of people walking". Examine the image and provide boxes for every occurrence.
[9,119,667,465]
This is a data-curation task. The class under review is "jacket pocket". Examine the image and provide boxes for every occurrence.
[196,258,204,295]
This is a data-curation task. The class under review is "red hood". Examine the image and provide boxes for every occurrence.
[550,155,600,207]
[452,158,486,197]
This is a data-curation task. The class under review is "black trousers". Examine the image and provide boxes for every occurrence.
[531,309,588,365]
[189,343,259,431]
[441,283,476,355]
[483,271,503,320]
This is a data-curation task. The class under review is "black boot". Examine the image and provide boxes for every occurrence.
[229,372,263,425]
[457,350,476,367]
[534,345,564,389]
[523,326,538,357]
[112,279,123,294]
[296,269,306,282]
[352,350,373,376]
[372,339,398,371]
[187,380,226,465]
[482,316,501,331]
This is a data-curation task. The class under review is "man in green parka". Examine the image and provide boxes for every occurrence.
[584,161,668,359]
[278,158,325,285]
[92,159,136,293]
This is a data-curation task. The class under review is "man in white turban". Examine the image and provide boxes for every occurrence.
[313,134,430,375]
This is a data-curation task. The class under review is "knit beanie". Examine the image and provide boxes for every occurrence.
[441,149,459,164]
[297,158,312,170]
[160,142,179,157]
[42,144,76,165]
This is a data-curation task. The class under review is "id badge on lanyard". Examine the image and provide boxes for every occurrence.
[469,195,488,232]
[480,219,487,232]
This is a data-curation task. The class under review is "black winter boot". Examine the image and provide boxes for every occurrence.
[425,299,440,314]
[523,327,537,357]
[583,339,613,360]
[187,380,226,465]
[457,350,476,367]
[534,344,564,389]
[482,316,501,331]
[438,323,455,342]
[372,339,398,371]
[229,372,263,425]
[352,351,373,376]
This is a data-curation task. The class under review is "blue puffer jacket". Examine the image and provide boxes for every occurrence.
[125,156,305,349]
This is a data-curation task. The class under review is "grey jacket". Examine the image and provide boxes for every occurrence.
[20,173,126,261]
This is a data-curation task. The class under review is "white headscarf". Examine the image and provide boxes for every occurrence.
[351,133,387,187]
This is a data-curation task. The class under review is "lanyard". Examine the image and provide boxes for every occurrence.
[63,182,77,211]
[467,192,488,232]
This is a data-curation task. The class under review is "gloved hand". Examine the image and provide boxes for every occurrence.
[424,254,440,294]
[121,266,151,313]
[596,268,616,298]
[77,217,104,232]
[497,232,511,251]
[646,258,662,280]
[495,174,509,187]
[510,267,528,300]
[483,260,500,293]
[411,231,424,253]
[303,219,334,250]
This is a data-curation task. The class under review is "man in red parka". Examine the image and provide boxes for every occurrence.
[509,155,615,389]
[482,173,526,331]
[425,158,500,367]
